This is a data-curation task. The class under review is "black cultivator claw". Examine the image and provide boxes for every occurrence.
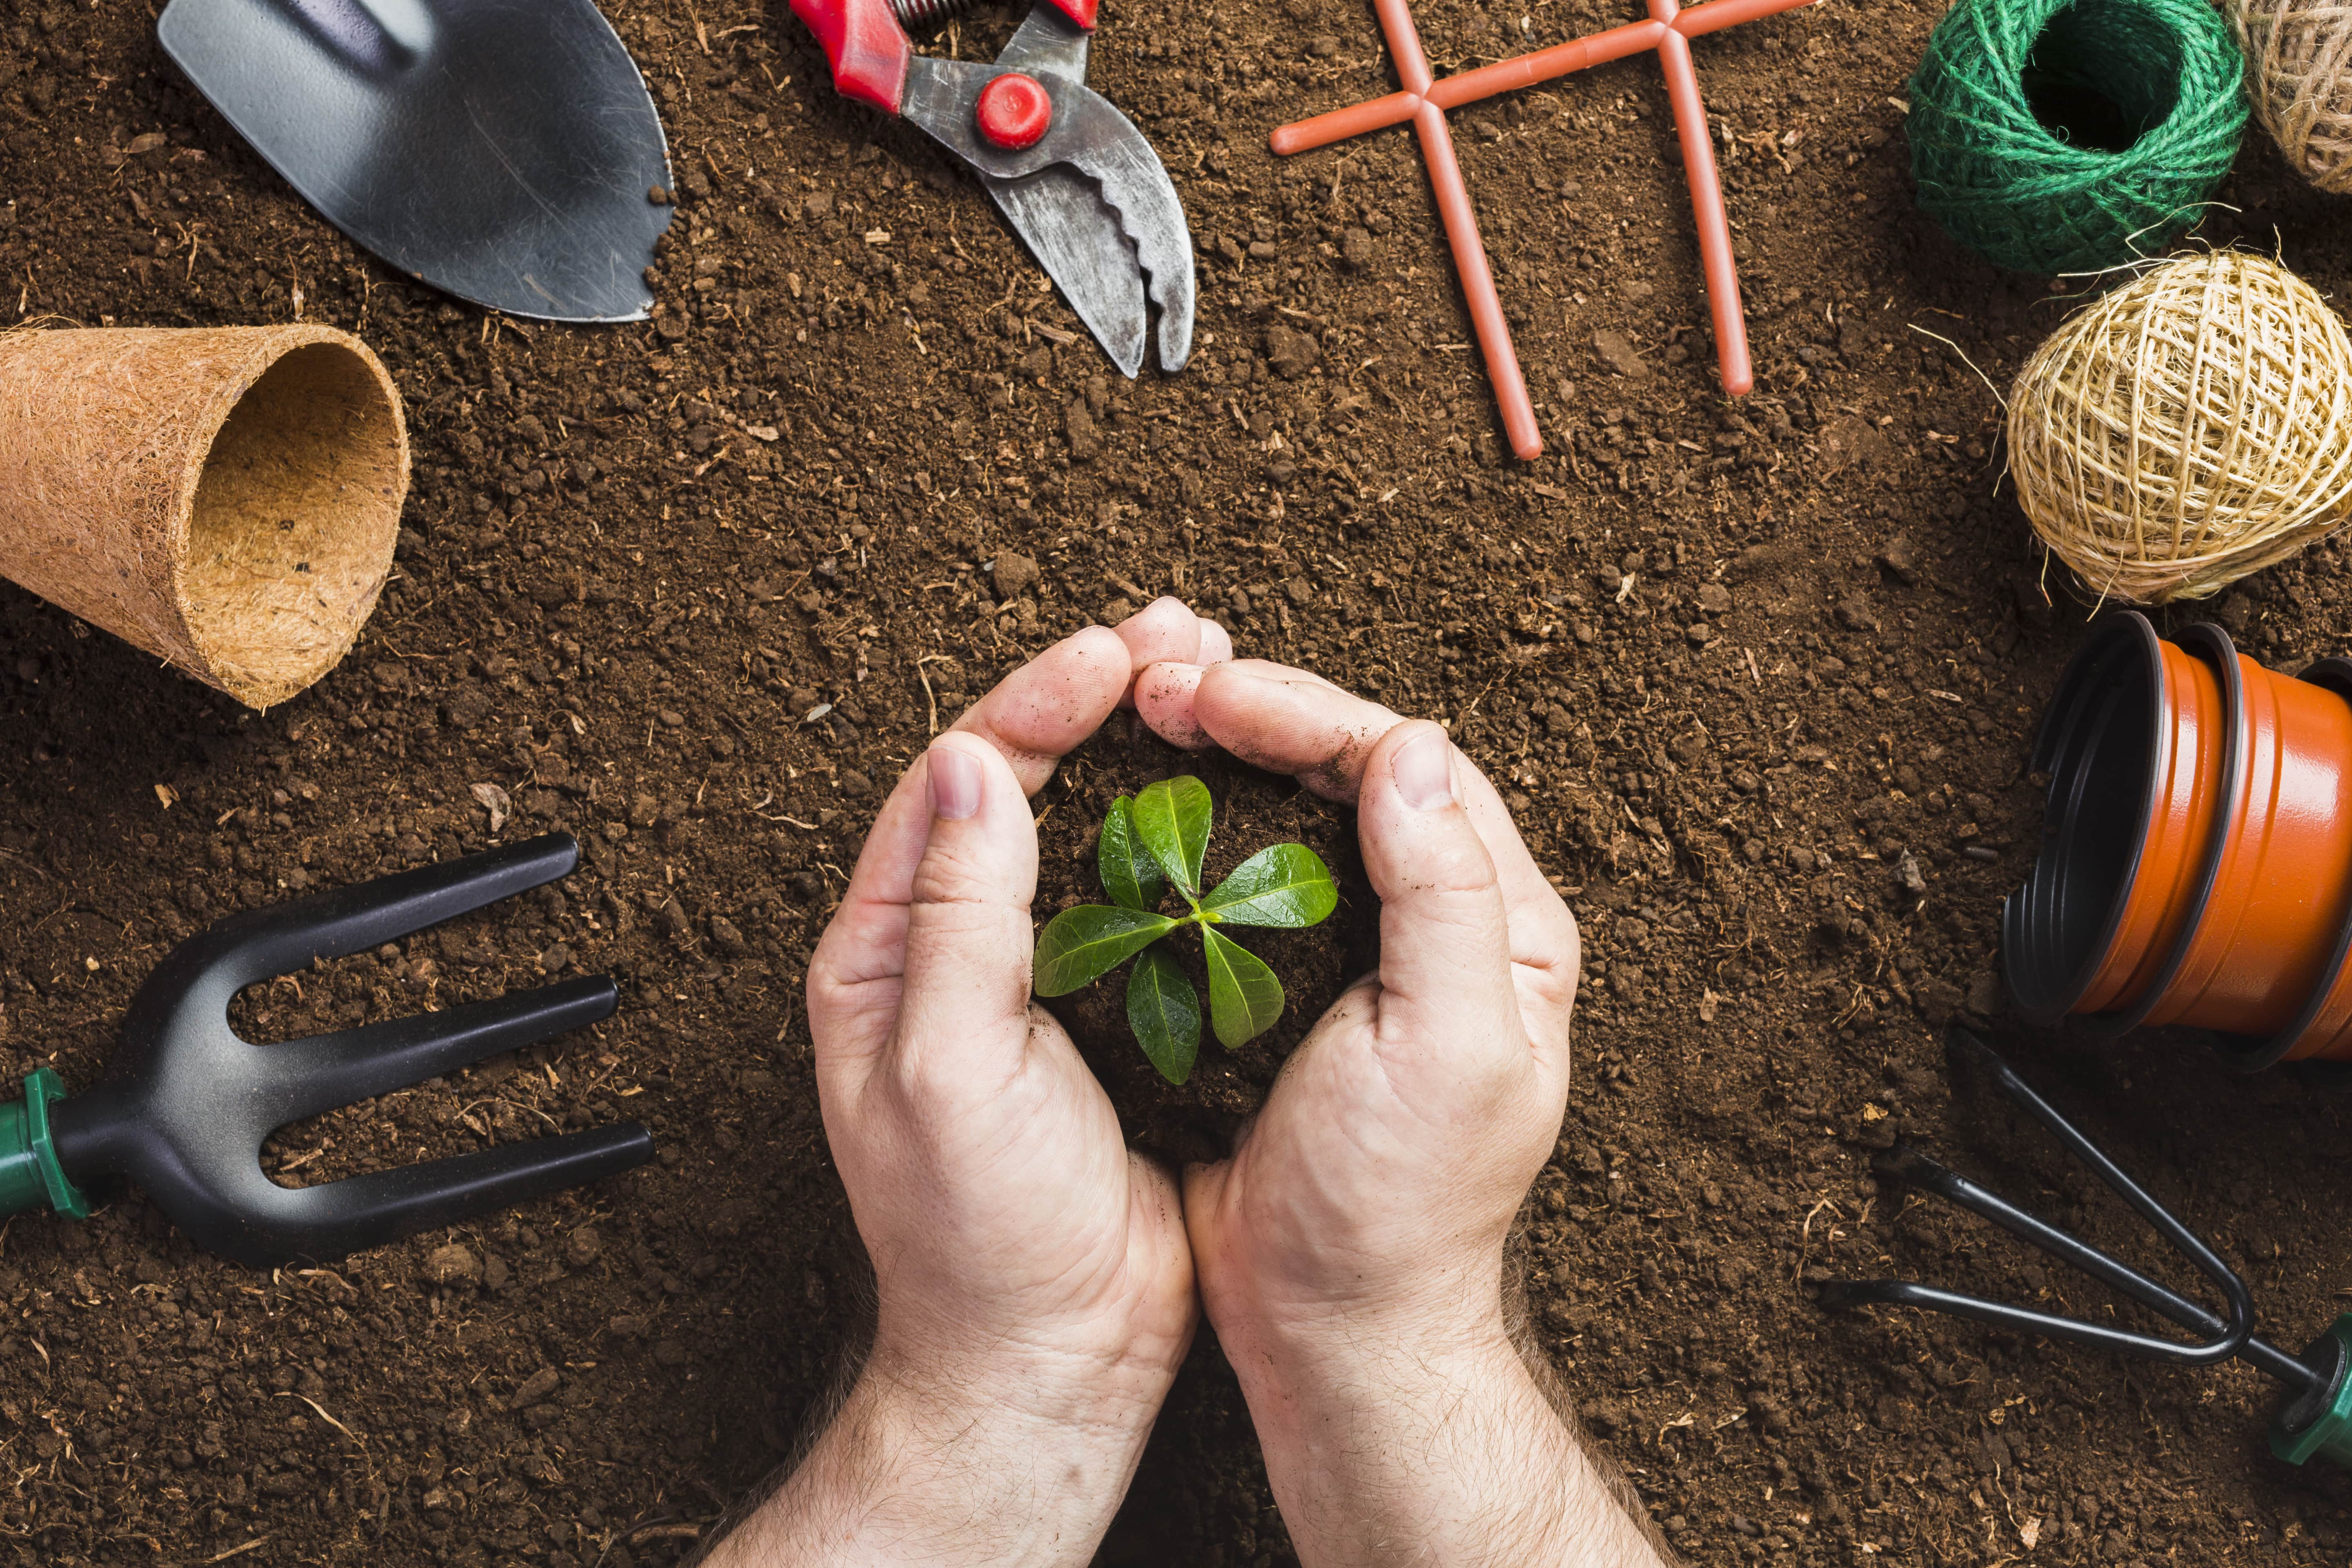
[0,834,653,1268]
[1820,1025,2352,1470]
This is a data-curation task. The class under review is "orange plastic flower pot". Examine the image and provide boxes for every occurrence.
[2129,640,2352,1038]
[2009,615,2352,1058]
[2005,614,2234,1026]
[2220,657,2352,1067]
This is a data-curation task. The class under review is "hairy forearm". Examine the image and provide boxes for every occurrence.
[1233,1320,1670,1568]
[702,1343,1163,1568]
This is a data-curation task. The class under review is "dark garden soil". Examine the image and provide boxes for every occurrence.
[9,0,2352,1564]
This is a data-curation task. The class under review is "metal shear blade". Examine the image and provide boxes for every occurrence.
[985,168,1151,376]
[899,4,1194,375]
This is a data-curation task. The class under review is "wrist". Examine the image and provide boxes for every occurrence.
[1221,1299,1529,1458]
[719,1338,1167,1568]
[862,1314,1183,1448]
[1215,1308,1661,1568]
[1203,1245,1512,1389]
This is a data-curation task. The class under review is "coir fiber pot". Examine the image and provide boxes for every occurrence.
[2006,611,2352,1062]
[0,324,409,708]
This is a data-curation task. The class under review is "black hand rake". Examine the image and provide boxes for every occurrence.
[1820,1026,2352,1469]
[0,833,652,1267]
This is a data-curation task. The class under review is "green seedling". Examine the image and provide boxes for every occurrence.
[1033,776,1337,1085]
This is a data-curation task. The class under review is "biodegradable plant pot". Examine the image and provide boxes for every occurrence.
[2007,612,2352,1059]
[0,325,409,708]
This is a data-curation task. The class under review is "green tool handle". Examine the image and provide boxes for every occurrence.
[0,1070,89,1221]
[2274,1315,2352,1468]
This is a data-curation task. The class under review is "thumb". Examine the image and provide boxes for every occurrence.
[894,733,1041,1087]
[1356,722,1522,1074]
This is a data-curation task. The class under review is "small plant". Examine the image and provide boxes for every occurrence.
[1033,776,1338,1085]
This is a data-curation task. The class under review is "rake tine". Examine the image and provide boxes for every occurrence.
[227,1124,655,1268]
[1868,1141,2236,1341]
[254,977,618,1129]
[4,831,656,1269]
[161,834,583,996]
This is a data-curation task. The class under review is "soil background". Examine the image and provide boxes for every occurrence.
[7,0,2352,1564]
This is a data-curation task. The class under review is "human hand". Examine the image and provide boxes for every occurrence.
[1138,658,1575,1351]
[1133,662,1662,1567]
[714,600,1230,1568]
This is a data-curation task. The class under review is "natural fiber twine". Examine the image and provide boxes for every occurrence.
[0,325,408,708]
[1908,0,2247,274]
[2231,0,2352,192]
[2009,251,2352,604]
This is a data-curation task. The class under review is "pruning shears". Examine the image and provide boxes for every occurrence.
[791,0,1195,377]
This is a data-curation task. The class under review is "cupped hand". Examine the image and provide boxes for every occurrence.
[1134,659,1579,1348]
[1129,663,1650,1568]
[805,598,1230,1420]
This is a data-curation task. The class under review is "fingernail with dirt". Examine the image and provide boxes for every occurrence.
[1394,727,1456,810]
[928,745,982,821]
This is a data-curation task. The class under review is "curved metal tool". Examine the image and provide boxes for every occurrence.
[1817,1026,2352,1471]
[795,0,1195,375]
[0,834,651,1267]
[158,0,675,322]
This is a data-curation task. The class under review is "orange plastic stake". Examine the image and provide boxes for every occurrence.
[1271,0,1816,459]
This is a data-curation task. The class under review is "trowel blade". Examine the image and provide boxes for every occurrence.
[158,0,675,323]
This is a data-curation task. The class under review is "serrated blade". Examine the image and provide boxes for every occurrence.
[902,50,1194,376]
[983,166,1148,378]
[1053,106,1195,374]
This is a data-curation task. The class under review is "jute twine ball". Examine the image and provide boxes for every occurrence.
[2232,0,2352,192]
[1908,0,2246,274]
[2010,251,2352,604]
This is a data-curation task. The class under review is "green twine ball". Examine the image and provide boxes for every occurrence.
[1907,0,2247,274]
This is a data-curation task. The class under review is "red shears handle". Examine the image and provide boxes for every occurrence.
[793,0,1098,114]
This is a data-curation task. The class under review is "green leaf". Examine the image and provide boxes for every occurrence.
[1202,843,1338,928]
[1201,926,1285,1048]
[1097,796,1166,913]
[1132,775,1212,898]
[1126,947,1200,1085]
[1033,906,1177,996]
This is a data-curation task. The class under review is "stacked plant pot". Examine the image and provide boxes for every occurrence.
[2008,612,2352,1066]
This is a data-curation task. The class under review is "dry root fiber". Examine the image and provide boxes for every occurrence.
[0,325,408,708]
[2008,251,2352,604]
[2232,0,2352,192]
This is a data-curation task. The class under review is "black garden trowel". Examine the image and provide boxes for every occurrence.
[0,834,652,1268]
[157,0,675,322]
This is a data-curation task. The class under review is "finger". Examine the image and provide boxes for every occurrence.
[808,760,931,1070]
[1183,662,1568,1005]
[949,624,1134,795]
[893,733,1042,1091]
[1355,721,1525,1077]
[1189,660,1406,800]
[1455,763,1580,1062]
[813,628,1129,1064]
[1129,620,1232,747]
[1156,655,1577,1062]
[1133,662,1214,750]
[1111,597,1209,706]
